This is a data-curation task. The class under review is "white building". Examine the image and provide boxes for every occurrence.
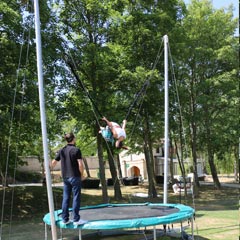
[119,146,179,181]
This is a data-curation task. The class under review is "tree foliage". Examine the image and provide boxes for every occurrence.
[1,0,238,192]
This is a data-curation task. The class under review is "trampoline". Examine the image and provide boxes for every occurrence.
[43,202,195,240]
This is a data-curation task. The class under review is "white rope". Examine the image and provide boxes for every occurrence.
[8,26,31,239]
[128,37,164,141]
[0,3,32,239]
[168,40,197,238]
[168,43,189,156]
[0,35,22,240]
[0,48,19,240]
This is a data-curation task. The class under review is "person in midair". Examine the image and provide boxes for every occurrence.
[101,117,127,149]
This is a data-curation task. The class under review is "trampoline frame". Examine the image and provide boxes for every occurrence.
[43,203,195,240]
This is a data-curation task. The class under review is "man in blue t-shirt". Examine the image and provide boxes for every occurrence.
[51,133,88,226]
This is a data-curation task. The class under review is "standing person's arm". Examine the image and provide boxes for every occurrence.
[50,159,58,170]
[50,149,61,170]
[78,159,85,180]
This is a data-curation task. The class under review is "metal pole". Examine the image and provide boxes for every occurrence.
[163,35,169,204]
[33,1,57,239]
[44,223,47,240]
[79,229,82,240]
[153,226,157,240]
[191,216,195,239]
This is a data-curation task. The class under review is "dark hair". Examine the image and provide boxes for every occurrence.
[64,133,75,143]
[117,142,129,150]
[116,141,123,149]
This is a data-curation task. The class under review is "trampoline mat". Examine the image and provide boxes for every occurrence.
[72,205,179,221]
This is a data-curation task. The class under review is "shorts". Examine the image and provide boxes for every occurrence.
[115,128,126,139]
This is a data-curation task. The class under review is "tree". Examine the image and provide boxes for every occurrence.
[53,0,130,202]
[0,1,42,185]
[176,0,238,189]
[50,0,188,200]
[110,0,185,198]
[0,0,67,186]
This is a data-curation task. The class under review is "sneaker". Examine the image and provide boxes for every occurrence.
[62,219,71,225]
[73,219,88,226]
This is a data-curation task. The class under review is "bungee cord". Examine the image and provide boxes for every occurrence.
[61,45,123,200]
[63,35,164,129]
[124,39,164,122]
[62,35,164,169]
[66,59,104,119]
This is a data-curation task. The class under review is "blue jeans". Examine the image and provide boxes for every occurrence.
[62,177,81,222]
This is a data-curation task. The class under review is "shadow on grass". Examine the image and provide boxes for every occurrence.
[193,236,210,240]
[55,230,211,240]
[0,186,104,221]
[197,224,239,233]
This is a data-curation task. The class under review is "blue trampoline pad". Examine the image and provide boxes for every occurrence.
[43,202,194,230]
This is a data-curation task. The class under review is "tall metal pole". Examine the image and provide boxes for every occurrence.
[163,35,169,204]
[33,1,57,239]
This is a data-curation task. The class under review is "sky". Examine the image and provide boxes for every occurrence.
[184,0,238,17]
[212,0,238,17]
[184,0,239,35]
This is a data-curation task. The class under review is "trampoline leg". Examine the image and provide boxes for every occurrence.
[44,223,47,240]
[79,229,82,240]
[153,226,156,240]
[191,216,194,240]
[180,221,183,238]
[60,227,63,239]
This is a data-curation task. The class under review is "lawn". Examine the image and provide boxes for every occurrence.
[0,179,239,240]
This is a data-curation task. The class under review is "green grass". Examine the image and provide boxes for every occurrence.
[193,210,239,240]
[0,183,239,240]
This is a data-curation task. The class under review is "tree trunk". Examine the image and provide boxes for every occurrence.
[174,99,187,181]
[143,113,157,198]
[39,155,46,186]
[208,152,221,189]
[0,171,7,187]
[191,120,200,189]
[107,148,122,200]
[97,134,108,203]
[173,138,188,199]
[143,144,157,198]
[233,144,239,183]
[202,101,221,189]
[169,140,174,184]
[189,77,200,197]
[203,106,221,189]
[205,123,221,189]
[116,154,123,184]
[82,157,91,178]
